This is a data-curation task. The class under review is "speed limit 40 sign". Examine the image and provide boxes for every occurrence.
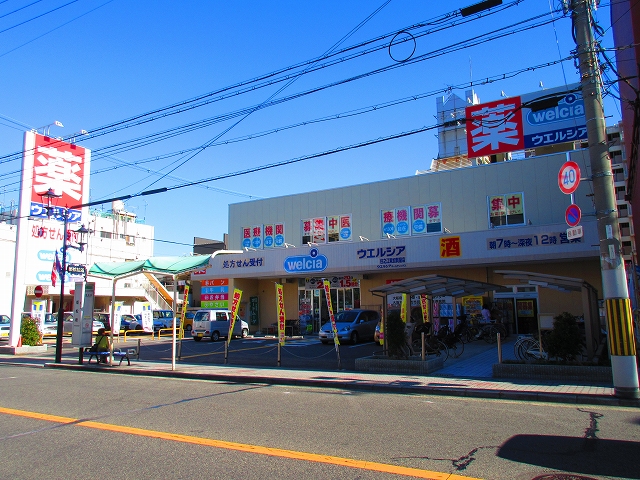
[558,161,581,194]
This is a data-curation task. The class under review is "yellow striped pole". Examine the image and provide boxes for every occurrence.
[606,299,637,357]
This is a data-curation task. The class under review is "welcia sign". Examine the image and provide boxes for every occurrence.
[284,248,328,273]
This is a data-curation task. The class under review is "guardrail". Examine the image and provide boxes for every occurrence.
[157,327,185,340]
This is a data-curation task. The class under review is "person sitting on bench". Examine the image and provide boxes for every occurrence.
[92,328,111,363]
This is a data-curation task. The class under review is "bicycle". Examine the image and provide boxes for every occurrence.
[435,324,465,358]
[411,323,449,361]
[514,332,550,361]
[474,322,507,344]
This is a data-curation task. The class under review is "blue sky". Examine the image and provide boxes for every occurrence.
[0,0,621,256]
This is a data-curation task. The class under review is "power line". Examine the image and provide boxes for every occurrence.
[0,0,538,164]
[0,56,574,196]
[0,0,80,35]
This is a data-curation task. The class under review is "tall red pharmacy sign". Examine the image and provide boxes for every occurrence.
[9,132,91,348]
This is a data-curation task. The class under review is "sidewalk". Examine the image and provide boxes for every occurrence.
[2,338,639,407]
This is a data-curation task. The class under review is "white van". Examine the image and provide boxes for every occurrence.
[191,309,249,342]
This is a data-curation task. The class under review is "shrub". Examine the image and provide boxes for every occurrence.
[20,316,42,346]
[385,310,407,358]
[546,312,583,363]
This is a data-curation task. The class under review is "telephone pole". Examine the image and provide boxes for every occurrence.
[572,0,638,398]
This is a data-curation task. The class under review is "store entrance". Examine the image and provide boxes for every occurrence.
[493,286,539,335]
[298,285,360,333]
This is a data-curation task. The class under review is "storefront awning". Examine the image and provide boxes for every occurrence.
[88,255,215,279]
[369,274,511,298]
[494,270,587,292]
[88,250,243,280]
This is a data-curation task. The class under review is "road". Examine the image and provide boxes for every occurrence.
[1,365,638,479]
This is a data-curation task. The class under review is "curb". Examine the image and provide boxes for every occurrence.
[43,362,640,408]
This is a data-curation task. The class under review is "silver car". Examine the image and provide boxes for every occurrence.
[319,309,380,344]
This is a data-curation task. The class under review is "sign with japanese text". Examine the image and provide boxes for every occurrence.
[264,224,275,248]
[440,236,461,258]
[395,207,411,236]
[201,278,229,309]
[381,209,395,236]
[29,133,89,223]
[506,193,523,216]
[400,293,407,323]
[465,84,587,157]
[322,279,339,346]
[466,97,524,157]
[249,296,259,325]
[420,294,429,323]
[356,245,407,269]
[304,276,360,290]
[567,225,583,240]
[487,232,582,250]
[412,203,442,235]
[275,283,286,345]
[251,225,263,249]
[327,214,352,242]
[228,288,242,345]
[489,195,506,218]
[180,285,190,327]
[12,133,91,309]
[384,205,442,238]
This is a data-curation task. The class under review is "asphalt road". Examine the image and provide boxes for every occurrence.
[1,364,639,480]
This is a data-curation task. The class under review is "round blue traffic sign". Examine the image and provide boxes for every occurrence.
[565,204,581,227]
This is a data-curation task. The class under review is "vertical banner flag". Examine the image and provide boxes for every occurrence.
[400,293,407,323]
[51,261,57,287]
[420,294,429,324]
[322,280,339,346]
[180,285,190,332]
[228,288,242,345]
[276,283,286,345]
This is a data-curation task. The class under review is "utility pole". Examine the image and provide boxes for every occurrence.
[572,0,638,398]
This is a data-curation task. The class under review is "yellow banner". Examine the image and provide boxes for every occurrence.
[228,288,242,345]
[180,285,190,331]
[276,283,286,345]
[323,280,339,346]
[420,294,429,323]
[400,293,407,323]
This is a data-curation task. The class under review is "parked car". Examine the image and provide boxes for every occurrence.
[94,312,111,331]
[0,314,10,339]
[319,309,380,344]
[62,313,104,335]
[191,309,249,342]
[153,309,176,330]
[119,314,137,332]
[374,321,382,345]
[127,314,152,334]
[182,310,196,332]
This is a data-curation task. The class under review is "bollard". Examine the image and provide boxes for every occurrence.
[224,340,228,364]
[137,339,141,360]
[277,342,281,367]
[497,332,502,364]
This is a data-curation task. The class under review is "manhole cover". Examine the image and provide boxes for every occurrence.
[532,475,599,480]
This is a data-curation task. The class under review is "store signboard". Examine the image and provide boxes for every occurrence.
[466,84,586,157]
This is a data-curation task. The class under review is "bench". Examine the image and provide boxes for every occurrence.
[83,347,135,366]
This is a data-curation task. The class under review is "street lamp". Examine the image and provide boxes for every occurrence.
[54,216,88,363]
[34,120,64,136]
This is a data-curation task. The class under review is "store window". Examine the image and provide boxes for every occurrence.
[488,192,525,227]
[302,215,352,244]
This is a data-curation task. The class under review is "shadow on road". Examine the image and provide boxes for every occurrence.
[497,434,640,479]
